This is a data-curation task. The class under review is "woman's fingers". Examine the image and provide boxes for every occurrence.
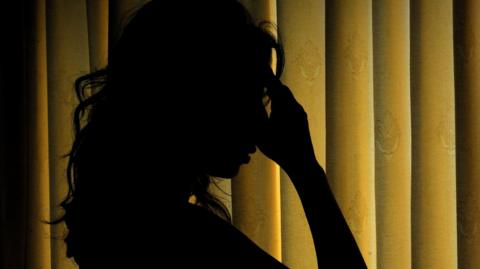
[265,69,291,100]
[257,69,314,173]
[264,71,302,116]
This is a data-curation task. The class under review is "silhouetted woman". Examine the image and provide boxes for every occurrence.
[58,1,367,268]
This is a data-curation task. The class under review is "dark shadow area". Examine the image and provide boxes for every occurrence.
[0,1,30,268]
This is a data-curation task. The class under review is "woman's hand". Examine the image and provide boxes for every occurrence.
[256,70,318,176]
[257,71,367,269]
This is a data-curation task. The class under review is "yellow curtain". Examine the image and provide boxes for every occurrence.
[411,0,457,268]
[277,1,325,268]
[9,0,480,269]
[372,1,411,268]
[22,1,110,268]
[25,1,51,269]
[235,1,479,269]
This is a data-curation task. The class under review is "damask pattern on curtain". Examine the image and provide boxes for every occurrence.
[1,0,478,269]
[235,1,479,268]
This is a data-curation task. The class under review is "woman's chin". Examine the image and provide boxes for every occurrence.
[211,166,241,179]
[211,162,250,179]
[207,155,251,179]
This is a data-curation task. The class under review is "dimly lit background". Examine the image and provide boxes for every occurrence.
[1,0,479,268]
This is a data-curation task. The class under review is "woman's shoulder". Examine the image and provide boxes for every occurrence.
[158,203,289,268]
[78,202,288,268]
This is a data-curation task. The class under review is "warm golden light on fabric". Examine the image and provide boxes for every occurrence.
[25,1,51,268]
[326,0,377,267]
[45,1,107,268]
[233,153,282,260]
[411,0,457,268]
[373,1,412,268]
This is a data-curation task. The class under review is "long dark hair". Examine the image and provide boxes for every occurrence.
[56,0,284,265]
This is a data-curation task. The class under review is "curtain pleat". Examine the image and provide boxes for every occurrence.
[45,1,91,268]
[277,0,325,268]
[25,0,51,268]
[454,1,480,268]
[411,0,457,268]
[372,1,411,268]
[325,1,377,267]
[232,153,282,260]
[86,0,109,72]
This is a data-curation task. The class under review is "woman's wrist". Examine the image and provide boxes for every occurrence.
[283,157,322,181]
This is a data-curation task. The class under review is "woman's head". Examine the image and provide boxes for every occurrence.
[103,0,283,178]
[62,1,283,264]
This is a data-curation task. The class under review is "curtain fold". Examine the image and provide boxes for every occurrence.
[372,1,411,268]
[454,1,480,268]
[25,0,51,268]
[277,0,325,268]
[411,0,458,268]
[86,0,109,72]
[45,1,91,268]
[325,0,377,267]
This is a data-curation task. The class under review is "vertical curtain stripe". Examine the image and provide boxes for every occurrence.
[411,0,457,268]
[45,1,91,268]
[372,1,412,268]
[454,0,480,268]
[25,0,51,268]
[326,0,377,267]
[232,156,282,260]
[87,0,109,72]
[277,0,325,268]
